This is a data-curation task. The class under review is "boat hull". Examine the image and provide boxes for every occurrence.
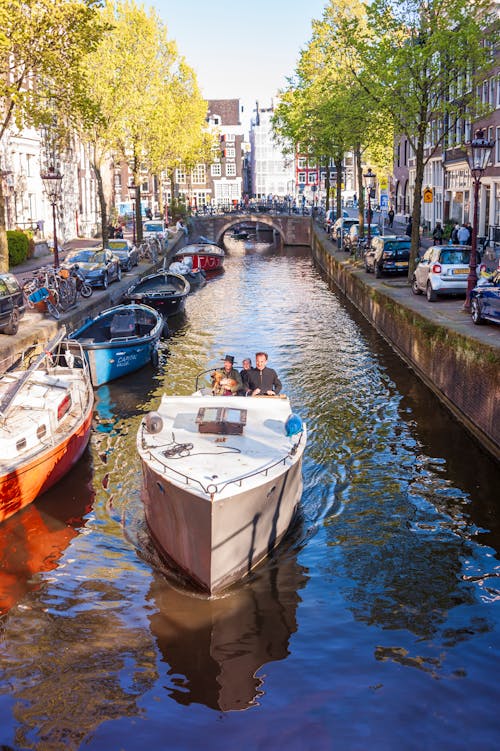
[0,409,93,523]
[125,292,186,318]
[141,457,303,593]
[82,338,159,387]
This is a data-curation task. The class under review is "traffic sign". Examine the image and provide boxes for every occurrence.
[380,194,389,209]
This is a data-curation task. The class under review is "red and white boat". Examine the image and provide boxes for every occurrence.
[173,242,225,272]
[0,332,94,523]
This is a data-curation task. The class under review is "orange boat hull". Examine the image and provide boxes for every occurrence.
[0,407,93,524]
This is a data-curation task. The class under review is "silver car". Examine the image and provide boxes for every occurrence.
[411,245,481,302]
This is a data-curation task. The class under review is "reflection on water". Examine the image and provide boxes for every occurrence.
[0,247,499,749]
[148,536,308,711]
[0,450,95,615]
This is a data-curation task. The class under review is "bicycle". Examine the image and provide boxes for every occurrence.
[26,285,60,319]
[138,237,159,263]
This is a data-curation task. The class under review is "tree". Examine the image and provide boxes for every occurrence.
[342,0,498,273]
[0,0,106,271]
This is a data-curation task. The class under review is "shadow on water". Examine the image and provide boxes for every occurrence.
[146,532,308,711]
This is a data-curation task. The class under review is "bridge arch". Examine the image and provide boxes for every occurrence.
[213,213,285,245]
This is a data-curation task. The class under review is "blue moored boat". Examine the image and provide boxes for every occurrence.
[70,304,164,387]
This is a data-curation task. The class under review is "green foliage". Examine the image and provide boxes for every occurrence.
[7,230,29,267]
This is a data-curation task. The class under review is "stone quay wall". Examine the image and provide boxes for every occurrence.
[311,227,500,462]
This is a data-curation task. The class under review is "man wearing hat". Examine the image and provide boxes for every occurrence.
[212,355,242,396]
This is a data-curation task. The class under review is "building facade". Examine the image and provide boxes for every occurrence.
[249,102,295,201]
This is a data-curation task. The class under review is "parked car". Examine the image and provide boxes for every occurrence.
[143,220,169,247]
[364,235,410,277]
[411,245,483,302]
[344,223,381,255]
[0,273,25,335]
[63,248,122,289]
[470,270,500,325]
[107,239,139,271]
[331,217,359,248]
[323,208,348,233]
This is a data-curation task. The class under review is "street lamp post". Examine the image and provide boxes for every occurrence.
[41,166,63,268]
[363,167,376,250]
[129,184,137,245]
[463,128,494,310]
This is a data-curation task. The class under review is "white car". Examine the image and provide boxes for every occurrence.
[411,245,483,302]
[143,220,169,246]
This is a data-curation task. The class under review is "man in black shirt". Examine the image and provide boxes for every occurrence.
[247,352,282,396]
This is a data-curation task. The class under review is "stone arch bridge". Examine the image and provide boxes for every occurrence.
[189,212,312,246]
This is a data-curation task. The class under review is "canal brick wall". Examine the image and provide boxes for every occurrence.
[311,226,500,462]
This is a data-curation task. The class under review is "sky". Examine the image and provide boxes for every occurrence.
[148,0,328,133]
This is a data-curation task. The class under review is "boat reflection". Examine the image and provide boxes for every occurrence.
[0,449,95,615]
[147,539,308,711]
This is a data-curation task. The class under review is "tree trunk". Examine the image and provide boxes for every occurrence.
[355,146,365,237]
[0,181,8,272]
[335,156,343,221]
[408,106,428,278]
[324,158,331,211]
[135,184,143,244]
[92,162,108,246]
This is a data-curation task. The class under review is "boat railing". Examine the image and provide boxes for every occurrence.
[141,426,305,499]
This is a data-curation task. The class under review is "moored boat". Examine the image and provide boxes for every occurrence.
[124,270,190,318]
[70,303,164,387]
[173,242,225,272]
[168,257,206,289]
[0,332,94,524]
[137,385,306,594]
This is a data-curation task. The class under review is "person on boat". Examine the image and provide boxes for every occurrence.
[211,355,242,396]
[247,352,282,396]
[239,357,253,395]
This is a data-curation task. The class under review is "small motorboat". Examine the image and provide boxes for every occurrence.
[70,303,164,387]
[137,381,307,594]
[0,331,94,523]
[124,270,190,318]
[173,243,225,273]
[168,257,206,289]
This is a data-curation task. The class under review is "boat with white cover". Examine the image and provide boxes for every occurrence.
[137,391,306,594]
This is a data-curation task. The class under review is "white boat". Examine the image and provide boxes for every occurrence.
[137,391,306,594]
[0,331,94,523]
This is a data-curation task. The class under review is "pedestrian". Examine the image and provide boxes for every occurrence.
[176,218,188,238]
[247,352,282,397]
[451,223,460,243]
[405,216,413,237]
[432,221,443,245]
[465,222,473,245]
[388,207,395,228]
[457,223,470,245]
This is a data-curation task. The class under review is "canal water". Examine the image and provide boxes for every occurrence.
[1,246,499,750]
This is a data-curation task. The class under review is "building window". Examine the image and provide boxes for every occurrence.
[297,158,306,169]
[308,172,317,184]
[211,163,221,177]
[225,147,236,158]
[226,133,235,142]
[175,167,186,183]
[191,164,206,184]
[226,163,236,177]
[298,172,306,184]
[496,127,500,164]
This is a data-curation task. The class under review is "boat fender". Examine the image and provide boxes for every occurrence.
[150,349,159,368]
[144,411,163,434]
[285,413,303,436]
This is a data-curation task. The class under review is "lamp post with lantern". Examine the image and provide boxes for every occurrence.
[463,128,494,310]
[363,167,376,250]
[41,166,63,268]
